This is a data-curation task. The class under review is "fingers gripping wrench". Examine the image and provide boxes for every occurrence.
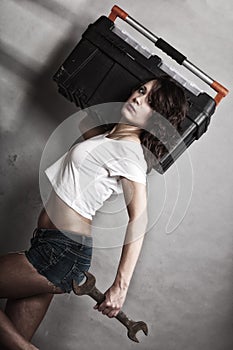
[72,271,148,343]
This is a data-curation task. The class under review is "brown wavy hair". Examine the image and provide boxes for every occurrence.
[138,76,188,173]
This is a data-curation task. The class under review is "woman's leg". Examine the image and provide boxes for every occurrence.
[5,293,54,341]
[0,252,64,349]
[0,310,39,350]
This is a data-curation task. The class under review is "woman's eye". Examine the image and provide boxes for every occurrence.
[138,86,146,94]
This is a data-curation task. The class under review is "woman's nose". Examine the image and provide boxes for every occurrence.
[133,95,143,105]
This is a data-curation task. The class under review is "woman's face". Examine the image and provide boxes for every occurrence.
[121,80,155,128]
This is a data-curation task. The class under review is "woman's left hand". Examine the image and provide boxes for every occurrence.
[93,284,127,318]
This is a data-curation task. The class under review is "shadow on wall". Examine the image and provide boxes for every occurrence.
[1,0,92,123]
[0,10,91,250]
[0,177,42,253]
[0,5,100,349]
[21,28,80,124]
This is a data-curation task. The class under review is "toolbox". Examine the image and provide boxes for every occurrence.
[53,5,228,173]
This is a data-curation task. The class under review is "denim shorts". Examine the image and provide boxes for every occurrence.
[25,228,92,293]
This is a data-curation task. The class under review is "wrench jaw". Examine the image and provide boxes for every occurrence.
[72,271,96,295]
[127,322,148,343]
[128,331,140,343]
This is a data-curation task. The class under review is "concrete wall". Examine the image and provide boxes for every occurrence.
[1,0,232,349]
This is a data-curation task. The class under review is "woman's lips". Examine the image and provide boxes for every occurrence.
[126,103,136,114]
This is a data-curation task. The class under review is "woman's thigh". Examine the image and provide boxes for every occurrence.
[0,253,63,299]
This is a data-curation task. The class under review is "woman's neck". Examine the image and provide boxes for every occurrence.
[108,123,141,140]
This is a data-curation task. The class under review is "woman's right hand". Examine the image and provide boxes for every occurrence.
[93,284,128,318]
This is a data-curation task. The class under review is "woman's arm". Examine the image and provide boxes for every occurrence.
[94,178,148,318]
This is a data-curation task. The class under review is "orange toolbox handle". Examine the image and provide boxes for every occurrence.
[108,5,229,105]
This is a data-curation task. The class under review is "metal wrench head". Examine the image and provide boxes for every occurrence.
[128,321,148,343]
[72,271,96,295]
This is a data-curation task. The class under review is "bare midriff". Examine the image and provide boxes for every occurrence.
[37,190,92,237]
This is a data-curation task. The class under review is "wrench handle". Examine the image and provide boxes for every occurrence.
[116,310,132,328]
[88,287,106,304]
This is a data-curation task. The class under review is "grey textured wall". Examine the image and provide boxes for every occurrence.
[0,1,232,349]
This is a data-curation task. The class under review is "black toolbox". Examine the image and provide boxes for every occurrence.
[53,5,228,173]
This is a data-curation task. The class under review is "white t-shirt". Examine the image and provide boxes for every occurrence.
[45,132,147,220]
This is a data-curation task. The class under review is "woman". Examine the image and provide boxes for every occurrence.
[0,76,187,349]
